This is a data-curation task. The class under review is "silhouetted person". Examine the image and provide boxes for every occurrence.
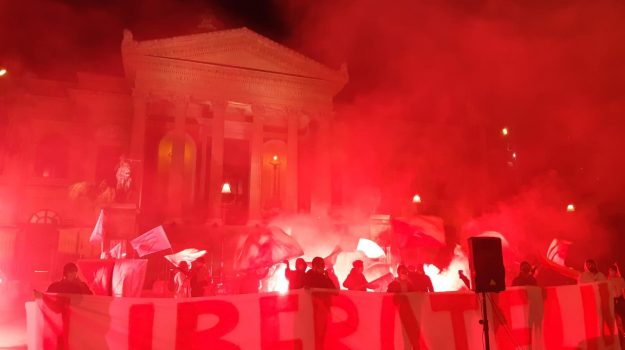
[512,261,538,287]
[174,261,191,298]
[407,265,434,292]
[343,260,379,291]
[578,259,607,284]
[47,263,92,295]
[284,258,307,290]
[190,257,210,297]
[303,257,336,289]
[387,265,416,293]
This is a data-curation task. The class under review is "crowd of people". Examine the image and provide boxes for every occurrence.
[280,257,434,293]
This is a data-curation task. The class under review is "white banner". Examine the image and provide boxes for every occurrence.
[27,282,619,350]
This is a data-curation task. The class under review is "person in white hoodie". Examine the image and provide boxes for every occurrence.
[578,259,607,284]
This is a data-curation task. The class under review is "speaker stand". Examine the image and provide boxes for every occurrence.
[479,292,491,350]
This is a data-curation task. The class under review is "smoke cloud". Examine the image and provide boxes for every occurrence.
[278,0,625,264]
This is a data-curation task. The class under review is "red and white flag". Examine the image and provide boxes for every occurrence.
[89,210,104,245]
[130,226,171,257]
[547,238,572,266]
[235,226,303,271]
[165,248,206,267]
[540,238,579,280]
[391,215,446,248]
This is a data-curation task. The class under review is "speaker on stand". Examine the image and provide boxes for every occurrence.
[468,236,506,350]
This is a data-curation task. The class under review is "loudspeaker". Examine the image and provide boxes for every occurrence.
[468,237,506,293]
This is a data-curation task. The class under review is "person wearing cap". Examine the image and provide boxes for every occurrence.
[303,257,336,289]
[47,262,92,295]
[387,265,416,293]
[343,260,379,291]
[511,261,538,287]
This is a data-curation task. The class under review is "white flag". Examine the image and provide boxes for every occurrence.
[165,248,206,267]
[109,242,124,259]
[130,226,171,257]
[89,210,104,245]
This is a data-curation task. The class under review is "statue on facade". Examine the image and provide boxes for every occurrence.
[115,155,132,202]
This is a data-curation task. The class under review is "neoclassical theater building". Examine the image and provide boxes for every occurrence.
[0,27,347,279]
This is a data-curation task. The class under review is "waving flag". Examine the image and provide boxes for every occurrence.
[130,226,171,257]
[547,238,572,266]
[89,210,104,245]
[324,245,342,266]
[539,238,579,279]
[391,215,446,248]
[235,226,303,271]
[165,248,207,267]
[109,242,124,259]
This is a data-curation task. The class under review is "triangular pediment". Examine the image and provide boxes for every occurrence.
[124,28,347,84]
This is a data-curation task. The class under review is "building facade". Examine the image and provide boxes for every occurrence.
[0,28,347,279]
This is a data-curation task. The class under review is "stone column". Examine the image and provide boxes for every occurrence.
[130,94,147,208]
[206,102,226,224]
[285,111,299,213]
[167,96,188,218]
[248,107,264,224]
[310,113,332,216]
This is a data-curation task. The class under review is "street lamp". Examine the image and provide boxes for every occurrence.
[501,127,509,136]
[270,155,280,204]
[566,203,575,213]
[0,68,6,77]
[412,194,422,204]
[221,182,232,194]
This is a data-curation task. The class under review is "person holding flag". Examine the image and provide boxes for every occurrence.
[284,258,307,290]
[174,261,191,298]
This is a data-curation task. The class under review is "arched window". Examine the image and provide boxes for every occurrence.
[33,134,68,178]
[29,210,60,225]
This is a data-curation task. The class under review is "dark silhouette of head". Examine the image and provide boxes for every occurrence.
[520,261,532,275]
[295,258,307,271]
[312,257,325,273]
[585,259,598,274]
[63,262,78,281]
[352,260,364,272]
[397,265,409,280]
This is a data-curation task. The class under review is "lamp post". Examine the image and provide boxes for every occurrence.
[221,182,232,224]
[412,194,422,204]
[270,154,280,207]
[412,193,422,215]
[566,203,575,213]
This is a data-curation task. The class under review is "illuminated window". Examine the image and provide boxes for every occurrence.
[33,134,68,178]
[29,210,60,225]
